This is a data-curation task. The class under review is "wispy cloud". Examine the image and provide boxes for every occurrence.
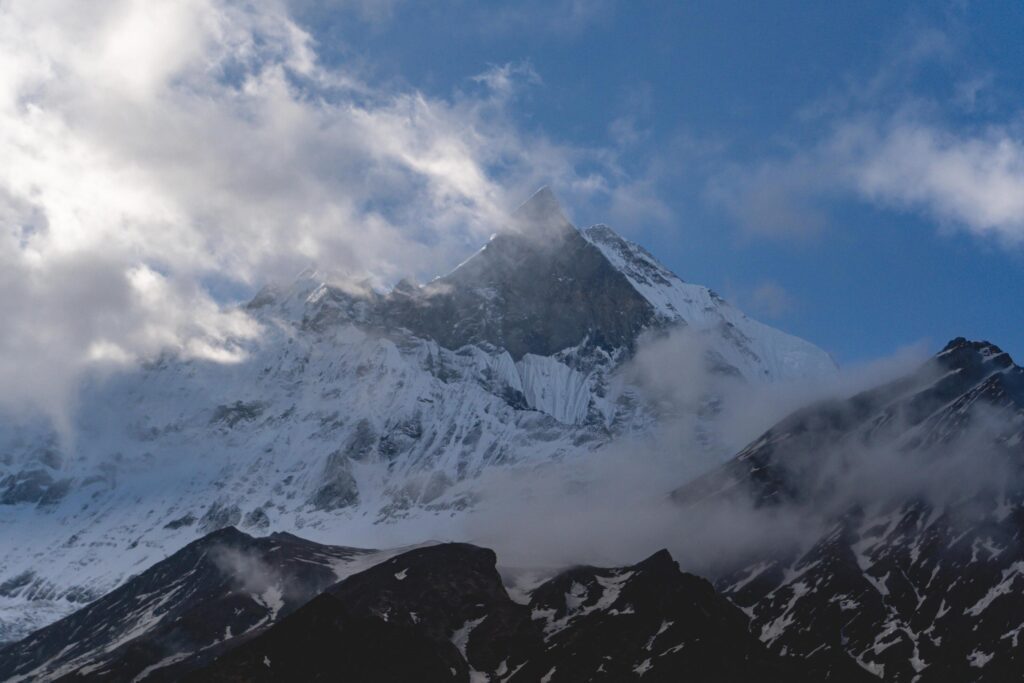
[715,116,1024,246]
[832,118,1024,244]
[707,26,1024,248]
[470,0,615,37]
[470,62,542,101]
[749,280,795,319]
[463,331,933,572]
[706,156,831,239]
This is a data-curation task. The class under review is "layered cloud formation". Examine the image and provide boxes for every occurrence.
[0,0,638,419]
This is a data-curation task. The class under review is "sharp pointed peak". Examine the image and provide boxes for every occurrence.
[634,548,678,573]
[520,184,557,206]
[512,185,571,230]
[937,337,1015,372]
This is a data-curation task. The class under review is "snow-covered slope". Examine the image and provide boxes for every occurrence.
[0,188,835,642]
[582,224,835,383]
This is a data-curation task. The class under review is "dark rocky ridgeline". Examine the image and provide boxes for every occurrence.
[185,543,513,682]
[0,528,375,682]
[0,530,819,682]
[501,549,829,683]
[190,542,817,682]
[304,187,658,361]
[673,339,1024,681]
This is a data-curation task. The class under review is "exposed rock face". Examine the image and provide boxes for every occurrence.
[502,548,829,683]
[198,502,244,534]
[308,449,359,511]
[0,468,70,506]
[382,189,657,360]
[673,339,1024,681]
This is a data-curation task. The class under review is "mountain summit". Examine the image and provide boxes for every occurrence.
[511,185,573,233]
[305,187,836,377]
[381,191,656,359]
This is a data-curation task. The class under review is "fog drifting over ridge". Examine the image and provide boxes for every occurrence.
[459,330,944,574]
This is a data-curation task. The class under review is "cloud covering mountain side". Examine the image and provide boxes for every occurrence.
[0,0,658,423]
[459,333,941,574]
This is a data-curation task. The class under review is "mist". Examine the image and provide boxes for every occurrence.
[451,329,1015,579]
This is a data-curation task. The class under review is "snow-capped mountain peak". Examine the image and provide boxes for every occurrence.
[511,185,573,233]
[581,222,836,382]
[938,336,1018,375]
[0,189,837,643]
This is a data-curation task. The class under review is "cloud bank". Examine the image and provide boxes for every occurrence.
[834,119,1024,243]
[462,329,934,573]
[0,0,643,420]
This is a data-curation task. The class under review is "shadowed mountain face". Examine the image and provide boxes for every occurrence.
[0,531,823,682]
[301,187,836,379]
[673,338,1024,681]
[381,188,657,359]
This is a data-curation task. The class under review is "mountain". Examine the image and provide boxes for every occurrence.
[0,188,835,642]
[1,526,820,682]
[672,338,1024,681]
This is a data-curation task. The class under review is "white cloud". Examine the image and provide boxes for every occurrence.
[750,280,794,319]
[708,25,1024,249]
[715,116,1024,246]
[471,62,542,101]
[462,333,933,572]
[831,119,1024,244]
[0,0,647,420]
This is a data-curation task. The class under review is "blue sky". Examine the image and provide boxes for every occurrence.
[292,0,1024,364]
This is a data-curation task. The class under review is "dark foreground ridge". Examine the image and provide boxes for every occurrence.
[0,532,819,682]
[190,542,817,682]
